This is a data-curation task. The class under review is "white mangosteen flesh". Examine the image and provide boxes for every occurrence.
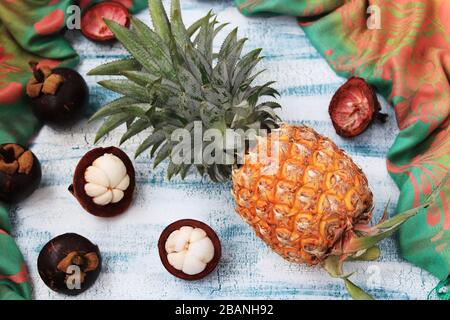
[84,153,130,206]
[165,226,215,275]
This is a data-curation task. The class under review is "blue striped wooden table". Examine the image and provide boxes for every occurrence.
[10,0,437,299]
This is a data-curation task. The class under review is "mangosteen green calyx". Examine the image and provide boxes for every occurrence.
[26,61,89,127]
[37,233,101,295]
[69,146,136,217]
[0,143,41,203]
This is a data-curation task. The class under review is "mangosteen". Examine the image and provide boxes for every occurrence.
[26,61,89,128]
[69,146,135,217]
[37,233,101,295]
[329,77,387,138]
[0,143,41,203]
[158,219,221,281]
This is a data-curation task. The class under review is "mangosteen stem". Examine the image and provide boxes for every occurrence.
[68,184,75,196]
[0,147,7,162]
[29,61,44,82]
[375,112,388,123]
[72,254,87,269]
[0,146,15,163]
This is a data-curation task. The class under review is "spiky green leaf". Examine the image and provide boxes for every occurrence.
[176,65,203,99]
[347,246,381,261]
[183,45,203,82]
[87,58,140,76]
[105,19,160,75]
[194,16,214,64]
[232,49,262,94]
[153,141,172,168]
[323,255,376,300]
[170,0,190,46]
[98,80,149,102]
[119,103,152,119]
[122,71,180,96]
[95,114,133,143]
[149,0,171,42]
[247,82,279,106]
[187,10,213,37]
[121,70,159,86]
[120,119,152,145]
[89,97,138,122]
[130,17,174,78]
[344,278,375,300]
[224,38,247,83]
[180,164,192,179]
[167,160,184,180]
[135,130,166,158]
[218,27,237,59]
[214,23,229,37]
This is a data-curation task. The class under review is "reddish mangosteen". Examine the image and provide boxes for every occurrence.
[26,62,89,128]
[329,77,387,138]
[158,219,221,281]
[81,1,130,42]
[69,146,135,217]
[37,233,101,296]
[0,143,41,203]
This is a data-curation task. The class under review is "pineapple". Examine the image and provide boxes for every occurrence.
[232,124,374,265]
[88,0,446,299]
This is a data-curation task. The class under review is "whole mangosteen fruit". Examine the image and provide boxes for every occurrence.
[0,143,41,203]
[37,233,102,296]
[26,62,89,128]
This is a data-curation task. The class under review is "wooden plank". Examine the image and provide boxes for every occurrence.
[9,0,436,299]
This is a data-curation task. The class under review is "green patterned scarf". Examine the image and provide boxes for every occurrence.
[0,0,146,300]
[235,0,450,299]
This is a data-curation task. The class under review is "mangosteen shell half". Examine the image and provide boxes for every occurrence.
[81,1,131,42]
[30,68,89,128]
[37,233,102,296]
[0,144,42,203]
[70,146,135,217]
[328,76,383,138]
[158,219,222,281]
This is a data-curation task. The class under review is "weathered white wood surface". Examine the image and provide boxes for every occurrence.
[10,0,438,299]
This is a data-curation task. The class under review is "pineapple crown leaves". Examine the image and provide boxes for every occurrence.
[88,0,281,181]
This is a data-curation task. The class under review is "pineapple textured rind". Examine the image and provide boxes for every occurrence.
[232,124,373,265]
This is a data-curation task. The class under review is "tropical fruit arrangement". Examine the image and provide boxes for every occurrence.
[3,0,445,299]
[84,0,446,298]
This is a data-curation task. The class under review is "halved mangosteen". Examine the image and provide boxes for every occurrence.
[37,233,101,296]
[69,146,135,217]
[328,77,387,138]
[158,219,222,281]
[0,143,41,203]
[80,1,131,42]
